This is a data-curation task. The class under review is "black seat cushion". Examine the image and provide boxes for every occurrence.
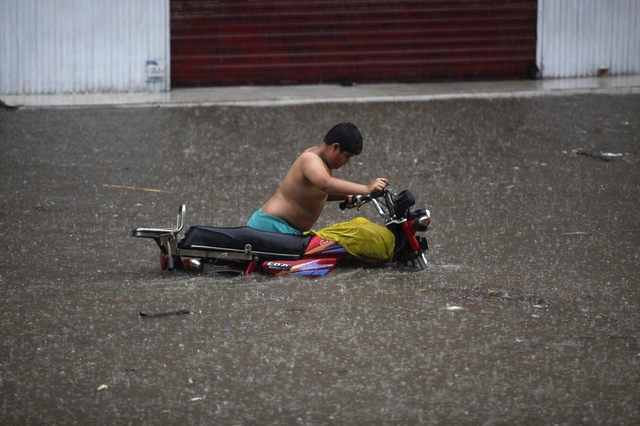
[178,226,312,257]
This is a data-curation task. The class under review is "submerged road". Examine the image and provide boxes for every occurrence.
[1,91,639,425]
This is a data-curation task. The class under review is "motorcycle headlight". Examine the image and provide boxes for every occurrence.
[416,213,430,231]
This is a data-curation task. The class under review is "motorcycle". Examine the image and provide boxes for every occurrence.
[131,187,430,278]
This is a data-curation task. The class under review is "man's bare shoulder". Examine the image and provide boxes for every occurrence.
[298,147,321,160]
[292,148,325,169]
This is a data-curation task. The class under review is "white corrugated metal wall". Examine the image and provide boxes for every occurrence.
[0,0,170,95]
[537,0,640,78]
[2,0,639,96]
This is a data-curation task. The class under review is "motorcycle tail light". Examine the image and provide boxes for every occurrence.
[183,258,203,271]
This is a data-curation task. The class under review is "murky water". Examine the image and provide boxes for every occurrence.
[1,95,639,424]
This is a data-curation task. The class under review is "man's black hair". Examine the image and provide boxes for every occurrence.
[324,122,363,155]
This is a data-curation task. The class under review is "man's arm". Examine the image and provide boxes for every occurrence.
[327,194,349,202]
[303,154,387,196]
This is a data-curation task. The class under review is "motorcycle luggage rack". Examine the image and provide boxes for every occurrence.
[131,204,186,240]
[131,205,186,267]
[133,205,306,268]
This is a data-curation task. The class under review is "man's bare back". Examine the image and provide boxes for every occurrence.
[261,148,331,231]
[261,141,386,233]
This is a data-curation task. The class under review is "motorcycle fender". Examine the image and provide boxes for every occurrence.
[401,221,421,252]
[261,258,339,278]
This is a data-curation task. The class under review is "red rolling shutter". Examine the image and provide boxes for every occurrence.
[171,0,537,87]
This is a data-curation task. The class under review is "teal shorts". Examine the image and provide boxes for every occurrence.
[247,208,302,235]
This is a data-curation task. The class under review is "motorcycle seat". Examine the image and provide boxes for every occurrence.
[178,226,312,258]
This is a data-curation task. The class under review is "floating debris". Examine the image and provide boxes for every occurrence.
[139,310,190,318]
[102,183,169,193]
[97,384,108,391]
[573,149,630,162]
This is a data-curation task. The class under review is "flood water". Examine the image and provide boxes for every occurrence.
[1,95,639,425]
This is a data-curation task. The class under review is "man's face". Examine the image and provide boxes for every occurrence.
[330,144,355,169]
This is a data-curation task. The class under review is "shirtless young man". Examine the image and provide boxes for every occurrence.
[247,122,388,234]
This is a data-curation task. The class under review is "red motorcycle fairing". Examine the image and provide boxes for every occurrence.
[260,236,347,277]
[260,235,348,278]
[261,258,340,278]
[304,235,348,257]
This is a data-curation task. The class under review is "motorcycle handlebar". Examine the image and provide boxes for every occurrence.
[370,189,385,199]
[338,189,386,210]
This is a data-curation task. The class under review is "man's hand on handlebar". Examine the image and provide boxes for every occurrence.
[339,195,356,211]
[339,180,388,210]
[367,178,388,194]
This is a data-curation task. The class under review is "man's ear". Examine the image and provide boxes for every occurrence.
[331,143,341,153]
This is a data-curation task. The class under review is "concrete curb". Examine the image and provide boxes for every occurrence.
[2,75,639,109]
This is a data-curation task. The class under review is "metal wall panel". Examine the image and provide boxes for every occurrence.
[537,0,640,78]
[0,0,170,95]
[170,0,538,87]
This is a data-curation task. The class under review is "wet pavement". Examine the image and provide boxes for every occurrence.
[1,88,639,425]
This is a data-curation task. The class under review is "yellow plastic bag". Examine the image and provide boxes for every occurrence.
[310,217,395,263]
